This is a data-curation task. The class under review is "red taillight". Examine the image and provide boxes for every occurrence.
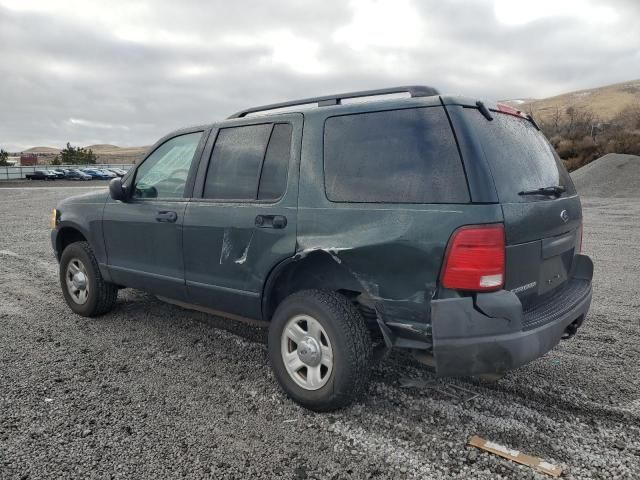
[441,224,505,291]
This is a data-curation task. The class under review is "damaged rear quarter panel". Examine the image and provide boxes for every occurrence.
[296,107,504,335]
[296,204,503,329]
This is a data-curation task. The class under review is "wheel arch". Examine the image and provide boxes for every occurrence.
[262,250,371,322]
[55,223,89,260]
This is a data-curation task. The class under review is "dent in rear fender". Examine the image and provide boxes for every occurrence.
[296,204,505,328]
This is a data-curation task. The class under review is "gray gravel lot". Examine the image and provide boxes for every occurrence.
[0,180,110,189]
[1,184,638,479]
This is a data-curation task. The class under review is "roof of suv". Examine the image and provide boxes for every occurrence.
[221,86,510,126]
[148,87,538,161]
[227,85,441,119]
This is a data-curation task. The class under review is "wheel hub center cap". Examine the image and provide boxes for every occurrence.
[297,336,321,366]
[72,272,87,290]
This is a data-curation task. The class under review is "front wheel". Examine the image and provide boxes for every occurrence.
[268,290,373,411]
[59,241,118,317]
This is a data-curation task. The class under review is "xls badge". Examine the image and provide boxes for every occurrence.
[511,281,537,294]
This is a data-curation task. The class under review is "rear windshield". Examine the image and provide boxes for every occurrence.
[323,107,469,204]
[465,109,576,203]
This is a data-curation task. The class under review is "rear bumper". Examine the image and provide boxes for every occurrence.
[431,254,593,376]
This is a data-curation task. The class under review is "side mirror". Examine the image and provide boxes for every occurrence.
[109,177,127,201]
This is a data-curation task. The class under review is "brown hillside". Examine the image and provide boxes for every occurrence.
[23,146,60,154]
[85,144,121,151]
[19,144,149,164]
[503,79,640,122]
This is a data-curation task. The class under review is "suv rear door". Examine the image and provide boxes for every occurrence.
[463,108,582,311]
[182,113,302,320]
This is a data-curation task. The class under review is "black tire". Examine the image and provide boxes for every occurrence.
[59,241,117,317]
[268,289,373,411]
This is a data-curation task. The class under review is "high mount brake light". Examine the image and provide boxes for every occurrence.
[441,224,505,292]
[493,103,540,129]
[496,103,526,118]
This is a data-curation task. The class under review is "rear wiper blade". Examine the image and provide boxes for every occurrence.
[518,185,566,197]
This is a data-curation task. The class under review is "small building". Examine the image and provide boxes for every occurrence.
[20,154,38,166]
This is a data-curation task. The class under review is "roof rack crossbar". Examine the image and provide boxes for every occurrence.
[227,85,439,119]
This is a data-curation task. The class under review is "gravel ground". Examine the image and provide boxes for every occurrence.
[0,185,639,480]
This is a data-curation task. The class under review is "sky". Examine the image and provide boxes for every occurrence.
[0,0,639,151]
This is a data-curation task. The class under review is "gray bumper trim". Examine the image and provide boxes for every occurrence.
[431,254,593,376]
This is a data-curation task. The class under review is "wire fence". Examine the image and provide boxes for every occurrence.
[0,164,132,180]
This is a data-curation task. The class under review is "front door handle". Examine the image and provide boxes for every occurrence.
[156,210,178,223]
[255,215,287,229]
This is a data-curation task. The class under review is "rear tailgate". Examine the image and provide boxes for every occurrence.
[464,107,582,310]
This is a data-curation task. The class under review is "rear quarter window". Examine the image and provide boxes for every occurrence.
[323,107,469,204]
[465,109,576,203]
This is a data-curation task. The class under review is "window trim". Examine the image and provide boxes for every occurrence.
[254,124,275,199]
[257,123,295,201]
[321,105,471,205]
[127,128,207,203]
[197,120,293,204]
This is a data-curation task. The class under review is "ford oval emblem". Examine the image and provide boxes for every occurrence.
[560,210,569,223]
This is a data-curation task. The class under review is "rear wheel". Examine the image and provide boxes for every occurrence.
[59,241,117,317]
[268,290,373,411]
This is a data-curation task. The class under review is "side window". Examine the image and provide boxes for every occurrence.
[323,107,469,203]
[203,123,292,201]
[134,132,203,199]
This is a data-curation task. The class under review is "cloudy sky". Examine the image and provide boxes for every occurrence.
[1,0,638,151]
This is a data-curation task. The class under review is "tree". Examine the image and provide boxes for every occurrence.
[59,143,97,165]
[538,105,563,139]
[51,156,62,165]
[564,106,595,140]
[612,102,640,130]
[0,149,9,166]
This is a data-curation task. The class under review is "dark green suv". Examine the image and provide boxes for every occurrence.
[51,86,593,411]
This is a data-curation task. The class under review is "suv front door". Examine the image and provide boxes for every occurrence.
[103,129,207,300]
[183,114,302,320]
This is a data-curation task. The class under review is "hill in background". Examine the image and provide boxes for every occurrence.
[503,79,640,171]
[22,146,60,154]
[85,144,121,151]
[19,144,149,165]
[503,79,640,123]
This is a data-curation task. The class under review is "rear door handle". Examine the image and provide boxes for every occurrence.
[156,210,178,223]
[255,215,287,229]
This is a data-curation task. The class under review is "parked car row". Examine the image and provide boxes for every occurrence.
[25,167,128,181]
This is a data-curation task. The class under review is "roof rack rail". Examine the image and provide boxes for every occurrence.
[227,85,439,119]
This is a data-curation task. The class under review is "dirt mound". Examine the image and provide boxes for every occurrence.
[571,153,640,197]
